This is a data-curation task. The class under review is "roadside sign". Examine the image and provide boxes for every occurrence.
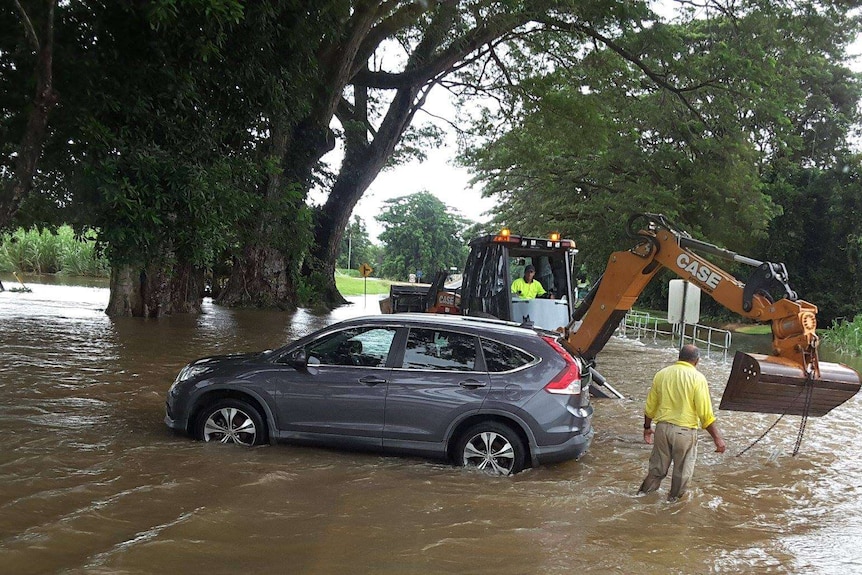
[668,279,701,324]
[359,263,373,278]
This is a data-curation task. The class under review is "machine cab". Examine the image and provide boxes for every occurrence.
[459,230,578,331]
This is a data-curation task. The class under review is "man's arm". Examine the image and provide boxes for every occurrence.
[643,415,654,444]
[643,378,659,445]
[705,422,726,453]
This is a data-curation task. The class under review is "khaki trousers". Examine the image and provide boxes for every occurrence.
[639,422,699,500]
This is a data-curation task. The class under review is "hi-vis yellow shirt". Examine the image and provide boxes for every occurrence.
[644,361,716,429]
[511,277,546,299]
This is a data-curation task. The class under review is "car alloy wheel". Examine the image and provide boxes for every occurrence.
[196,399,264,446]
[457,422,526,476]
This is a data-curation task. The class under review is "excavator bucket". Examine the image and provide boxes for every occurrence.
[720,352,861,416]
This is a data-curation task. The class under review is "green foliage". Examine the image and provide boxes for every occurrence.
[61,2,272,274]
[91,147,261,270]
[459,0,861,316]
[337,268,360,278]
[376,191,472,281]
[0,226,108,276]
[60,230,110,277]
[822,315,862,357]
[755,160,862,325]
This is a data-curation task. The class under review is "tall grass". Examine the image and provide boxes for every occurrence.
[822,315,862,357]
[0,226,109,277]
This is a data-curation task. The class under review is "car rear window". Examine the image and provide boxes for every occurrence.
[481,338,535,372]
[402,328,478,371]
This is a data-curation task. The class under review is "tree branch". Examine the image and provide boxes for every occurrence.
[13,0,40,51]
[354,11,532,89]
[536,16,711,127]
[351,0,442,78]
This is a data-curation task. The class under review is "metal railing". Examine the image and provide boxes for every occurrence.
[616,311,732,361]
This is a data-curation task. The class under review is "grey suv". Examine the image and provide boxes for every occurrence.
[165,313,593,475]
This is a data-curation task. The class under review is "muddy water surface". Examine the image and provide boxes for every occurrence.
[1,277,861,574]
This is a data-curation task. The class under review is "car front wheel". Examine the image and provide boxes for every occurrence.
[456,421,526,476]
[195,399,266,446]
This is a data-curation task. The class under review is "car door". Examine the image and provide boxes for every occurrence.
[273,325,397,449]
[383,327,490,453]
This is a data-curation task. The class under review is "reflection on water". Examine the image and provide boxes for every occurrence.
[1,278,861,574]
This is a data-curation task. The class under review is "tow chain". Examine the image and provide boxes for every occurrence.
[736,371,816,458]
[792,372,816,456]
[735,413,786,457]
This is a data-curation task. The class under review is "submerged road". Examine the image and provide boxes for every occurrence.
[1,278,861,574]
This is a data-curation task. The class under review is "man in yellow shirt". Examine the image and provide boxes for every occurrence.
[638,344,726,501]
[511,265,547,299]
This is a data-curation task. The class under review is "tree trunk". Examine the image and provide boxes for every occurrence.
[105,265,144,317]
[309,86,421,306]
[105,263,171,317]
[106,262,203,317]
[105,250,204,317]
[216,243,295,309]
[217,117,332,309]
[170,263,205,313]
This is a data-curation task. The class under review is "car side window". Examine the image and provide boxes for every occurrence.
[402,328,478,371]
[306,327,397,367]
[481,338,535,372]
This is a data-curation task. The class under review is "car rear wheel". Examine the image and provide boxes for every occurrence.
[456,421,526,476]
[195,399,265,446]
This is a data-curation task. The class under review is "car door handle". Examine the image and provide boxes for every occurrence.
[359,376,387,386]
[459,379,487,389]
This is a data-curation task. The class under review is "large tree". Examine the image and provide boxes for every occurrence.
[1,0,262,315]
[459,0,861,293]
[220,0,862,311]
[223,0,575,309]
[377,191,471,280]
[72,1,261,316]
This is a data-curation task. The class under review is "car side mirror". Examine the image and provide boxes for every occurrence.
[288,349,320,375]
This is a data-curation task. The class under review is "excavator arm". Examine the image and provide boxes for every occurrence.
[565,213,860,416]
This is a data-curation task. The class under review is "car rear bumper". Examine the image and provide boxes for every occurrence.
[532,425,594,465]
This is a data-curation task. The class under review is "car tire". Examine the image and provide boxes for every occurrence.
[456,421,526,476]
[195,399,266,446]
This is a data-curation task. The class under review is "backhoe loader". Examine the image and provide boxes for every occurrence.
[563,213,860,417]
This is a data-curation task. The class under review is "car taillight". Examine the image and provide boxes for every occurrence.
[540,335,582,395]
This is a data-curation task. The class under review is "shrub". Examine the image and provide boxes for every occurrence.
[822,315,862,357]
[0,226,109,277]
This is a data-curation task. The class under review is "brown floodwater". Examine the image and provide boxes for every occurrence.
[1,276,861,574]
